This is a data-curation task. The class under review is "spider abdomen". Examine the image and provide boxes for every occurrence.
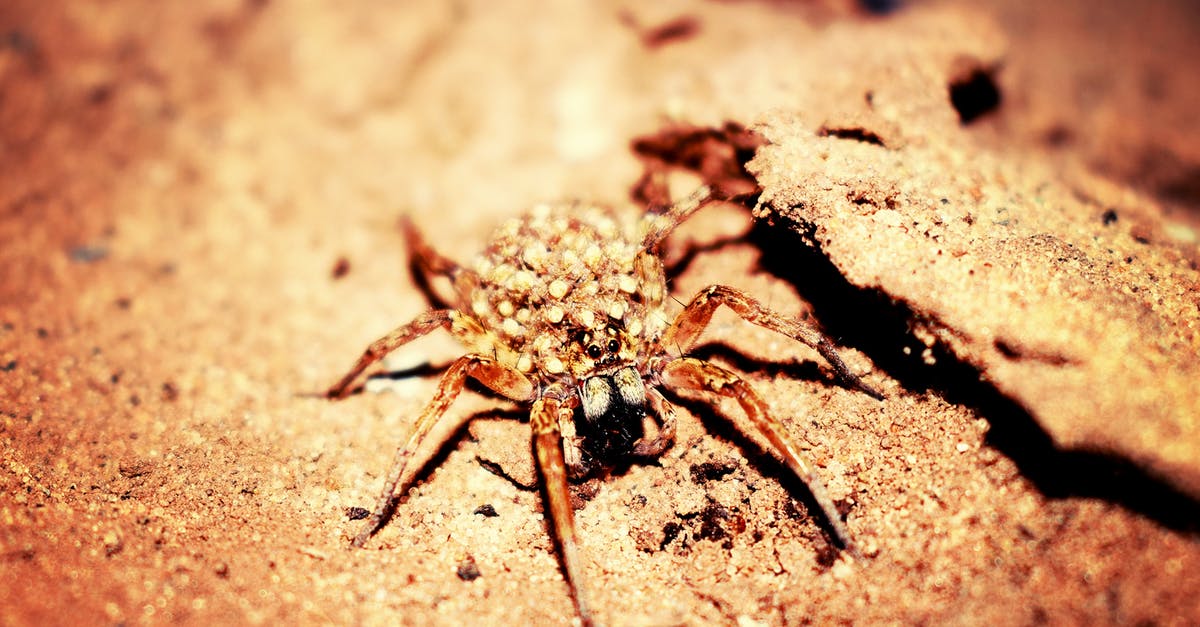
[464,203,662,383]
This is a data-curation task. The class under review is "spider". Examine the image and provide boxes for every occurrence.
[327,187,882,626]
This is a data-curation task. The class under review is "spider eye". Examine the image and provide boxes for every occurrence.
[586,344,603,359]
[607,339,620,353]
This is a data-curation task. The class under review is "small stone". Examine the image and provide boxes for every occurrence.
[456,555,482,581]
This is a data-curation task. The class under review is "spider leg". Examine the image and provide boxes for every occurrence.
[351,354,534,548]
[402,216,486,310]
[326,309,454,399]
[532,397,595,627]
[657,356,859,556]
[634,251,668,311]
[661,285,884,400]
[401,215,462,280]
[632,387,679,458]
[639,185,713,251]
[553,411,591,481]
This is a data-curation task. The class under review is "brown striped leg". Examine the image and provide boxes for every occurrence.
[657,356,859,557]
[532,397,595,627]
[661,285,883,400]
[632,388,679,458]
[351,354,533,548]
[326,309,455,399]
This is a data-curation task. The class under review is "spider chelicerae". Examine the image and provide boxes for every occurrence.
[327,187,882,626]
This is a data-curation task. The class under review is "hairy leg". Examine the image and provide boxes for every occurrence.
[351,354,533,547]
[661,284,883,399]
[657,356,859,556]
[547,400,589,480]
[401,215,463,280]
[532,397,595,627]
[400,215,486,310]
[326,309,454,399]
[639,185,713,251]
[632,387,679,458]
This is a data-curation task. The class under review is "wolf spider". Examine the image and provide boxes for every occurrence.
[327,187,882,626]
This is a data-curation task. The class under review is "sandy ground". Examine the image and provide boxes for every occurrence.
[2,1,1198,625]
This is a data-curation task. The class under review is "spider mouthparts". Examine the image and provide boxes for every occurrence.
[578,367,647,460]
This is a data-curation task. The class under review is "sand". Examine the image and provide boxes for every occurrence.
[2,1,1197,625]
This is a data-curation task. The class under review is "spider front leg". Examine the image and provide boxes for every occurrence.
[532,397,595,627]
[661,285,883,400]
[631,388,679,458]
[657,356,859,556]
[557,387,678,475]
[350,354,533,547]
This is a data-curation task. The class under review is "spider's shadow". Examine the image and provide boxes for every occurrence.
[689,343,864,395]
[746,216,1200,535]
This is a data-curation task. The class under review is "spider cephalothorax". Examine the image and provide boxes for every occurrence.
[327,187,882,626]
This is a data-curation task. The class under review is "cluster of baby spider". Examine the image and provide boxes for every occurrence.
[327,186,881,626]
